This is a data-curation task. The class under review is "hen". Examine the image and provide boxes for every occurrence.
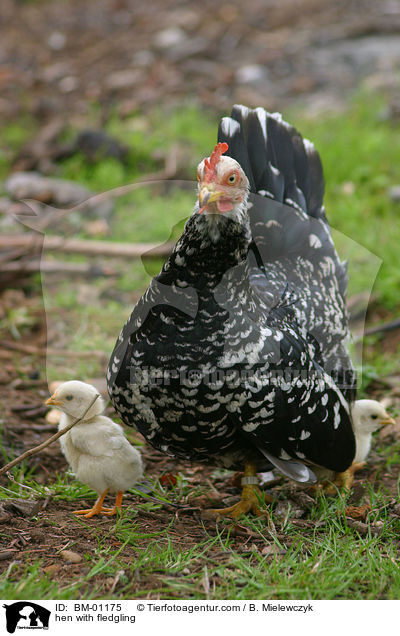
[108,105,356,517]
[46,380,143,518]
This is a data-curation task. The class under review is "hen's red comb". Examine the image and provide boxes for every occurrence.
[203,142,229,182]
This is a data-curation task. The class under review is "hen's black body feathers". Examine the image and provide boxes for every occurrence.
[108,105,356,477]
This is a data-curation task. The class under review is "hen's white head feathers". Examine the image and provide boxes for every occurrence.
[196,142,249,224]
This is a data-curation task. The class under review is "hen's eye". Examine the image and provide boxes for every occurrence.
[371,414,378,420]
[227,173,237,184]
[66,395,73,401]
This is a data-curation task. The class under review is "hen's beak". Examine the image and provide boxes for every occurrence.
[198,185,224,211]
[45,393,64,407]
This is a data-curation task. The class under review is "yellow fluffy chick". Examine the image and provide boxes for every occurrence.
[351,399,395,464]
[331,399,395,490]
[46,380,143,518]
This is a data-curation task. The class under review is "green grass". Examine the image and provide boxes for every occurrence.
[2,468,400,599]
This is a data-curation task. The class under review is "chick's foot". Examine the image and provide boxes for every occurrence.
[72,490,109,518]
[100,491,124,516]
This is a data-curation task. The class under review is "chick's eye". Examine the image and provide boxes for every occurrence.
[371,414,378,420]
[66,395,73,401]
[227,173,237,185]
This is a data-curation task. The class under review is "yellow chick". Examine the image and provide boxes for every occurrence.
[351,399,395,464]
[46,380,143,518]
[313,399,395,492]
[331,399,395,491]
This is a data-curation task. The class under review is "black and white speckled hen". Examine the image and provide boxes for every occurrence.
[107,105,356,517]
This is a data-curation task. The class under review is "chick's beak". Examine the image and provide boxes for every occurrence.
[45,393,64,407]
[380,415,396,427]
[198,184,224,211]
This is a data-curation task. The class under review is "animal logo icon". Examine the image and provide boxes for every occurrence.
[3,602,50,633]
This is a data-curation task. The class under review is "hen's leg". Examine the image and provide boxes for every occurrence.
[210,462,272,519]
[332,461,367,491]
[318,461,367,495]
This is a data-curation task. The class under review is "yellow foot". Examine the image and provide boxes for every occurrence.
[317,461,367,496]
[73,506,114,518]
[210,485,272,519]
[209,486,268,519]
[334,461,366,490]
[72,489,110,518]
[100,492,124,516]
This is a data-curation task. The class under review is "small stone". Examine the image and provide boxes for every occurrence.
[48,32,66,51]
[43,564,61,575]
[341,181,356,195]
[59,76,78,93]
[4,499,41,517]
[132,50,155,67]
[105,69,142,91]
[235,64,268,85]
[59,550,83,564]
[4,172,91,207]
[261,543,285,557]
[153,27,187,50]
[388,185,400,201]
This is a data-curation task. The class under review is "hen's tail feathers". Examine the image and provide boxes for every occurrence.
[259,448,317,484]
[218,105,325,219]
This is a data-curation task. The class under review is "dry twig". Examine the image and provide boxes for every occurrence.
[0,340,107,359]
[0,235,174,259]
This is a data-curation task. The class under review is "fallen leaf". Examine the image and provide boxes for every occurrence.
[159,473,177,488]
[43,564,61,575]
[230,472,243,488]
[344,504,372,521]
[345,518,383,537]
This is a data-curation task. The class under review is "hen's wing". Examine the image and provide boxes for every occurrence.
[219,105,356,402]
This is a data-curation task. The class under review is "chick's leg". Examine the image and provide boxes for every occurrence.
[101,491,124,516]
[333,461,367,490]
[73,490,110,518]
[318,461,367,495]
[210,462,272,519]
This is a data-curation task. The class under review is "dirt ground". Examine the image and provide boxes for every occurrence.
[2,0,400,127]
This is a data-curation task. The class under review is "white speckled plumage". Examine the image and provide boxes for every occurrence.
[107,105,357,481]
